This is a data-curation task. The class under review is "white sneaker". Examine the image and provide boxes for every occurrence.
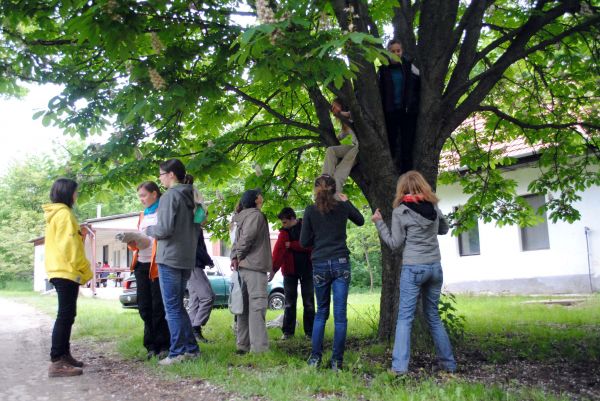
[158,354,186,366]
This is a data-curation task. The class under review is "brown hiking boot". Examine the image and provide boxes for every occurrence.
[48,358,83,378]
[64,352,84,367]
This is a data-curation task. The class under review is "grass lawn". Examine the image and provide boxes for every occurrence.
[3,283,599,401]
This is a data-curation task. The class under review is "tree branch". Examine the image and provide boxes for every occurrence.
[445,0,490,99]
[1,28,76,46]
[444,2,596,134]
[226,135,321,153]
[243,90,280,128]
[392,1,418,58]
[306,85,338,145]
[477,105,600,130]
[223,83,323,135]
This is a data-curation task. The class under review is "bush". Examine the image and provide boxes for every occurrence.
[439,292,466,341]
[0,270,14,289]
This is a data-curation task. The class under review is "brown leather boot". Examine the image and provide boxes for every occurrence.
[64,352,84,367]
[48,358,83,378]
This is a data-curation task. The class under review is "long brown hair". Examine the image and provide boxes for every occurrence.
[392,170,439,208]
[314,175,337,213]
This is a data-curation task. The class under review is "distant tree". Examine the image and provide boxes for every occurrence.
[0,143,140,285]
[347,215,382,292]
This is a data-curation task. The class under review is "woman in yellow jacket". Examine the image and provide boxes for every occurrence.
[43,178,92,378]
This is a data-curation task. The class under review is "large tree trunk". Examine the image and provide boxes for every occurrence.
[363,242,374,293]
[317,0,449,341]
[377,244,402,341]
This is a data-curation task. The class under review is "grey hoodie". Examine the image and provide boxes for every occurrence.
[231,207,272,273]
[146,184,199,269]
[375,203,449,265]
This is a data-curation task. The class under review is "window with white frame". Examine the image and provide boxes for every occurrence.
[455,207,481,256]
[520,194,550,251]
[113,250,121,267]
[458,222,480,256]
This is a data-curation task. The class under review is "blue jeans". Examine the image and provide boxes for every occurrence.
[158,264,199,357]
[310,258,351,365]
[392,263,456,373]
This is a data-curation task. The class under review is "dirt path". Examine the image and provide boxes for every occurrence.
[0,297,252,401]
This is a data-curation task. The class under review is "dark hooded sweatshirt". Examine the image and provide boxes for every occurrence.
[146,184,199,269]
[375,201,449,265]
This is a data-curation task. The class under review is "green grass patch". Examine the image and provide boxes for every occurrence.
[455,294,600,363]
[0,279,33,291]
[4,291,598,401]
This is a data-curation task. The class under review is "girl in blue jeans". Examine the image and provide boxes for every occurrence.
[372,170,456,374]
[146,159,200,365]
[300,175,365,370]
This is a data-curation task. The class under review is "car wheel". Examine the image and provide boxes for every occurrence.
[268,292,285,310]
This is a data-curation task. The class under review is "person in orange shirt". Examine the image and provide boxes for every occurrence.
[128,181,170,359]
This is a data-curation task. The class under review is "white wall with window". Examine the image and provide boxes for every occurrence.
[436,164,600,294]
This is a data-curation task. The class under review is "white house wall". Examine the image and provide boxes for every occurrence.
[33,244,46,292]
[437,165,600,294]
[91,237,130,268]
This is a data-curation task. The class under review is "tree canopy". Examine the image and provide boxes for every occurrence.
[1,0,598,338]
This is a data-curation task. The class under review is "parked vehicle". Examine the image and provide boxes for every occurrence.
[119,256,285,310]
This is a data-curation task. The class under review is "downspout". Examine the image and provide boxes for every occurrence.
[83,224,97,296]
[584,227,594,293]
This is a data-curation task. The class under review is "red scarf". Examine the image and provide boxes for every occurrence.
[402,194,425,203]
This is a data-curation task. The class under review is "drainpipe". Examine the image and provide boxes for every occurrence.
[84,224,97,296]
[584,227,594,293]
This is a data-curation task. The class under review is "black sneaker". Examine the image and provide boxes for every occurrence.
[330,360,343,372]
[307,355,321,367]
[194,327,209,343]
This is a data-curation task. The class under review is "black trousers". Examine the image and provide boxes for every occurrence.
[134,262,170,353]
[282,271,315,337]
[384,110,417,174]
[50,278,79,361]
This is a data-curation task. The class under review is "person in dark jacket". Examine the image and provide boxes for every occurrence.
[372,170,456,375]
[184,176,215,343]
[300,175,364,371]
[270,207,315,340]
[146,159,200,365]
[378,39,420,173]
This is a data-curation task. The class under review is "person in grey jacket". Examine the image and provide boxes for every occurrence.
[372,170,456,375]
[230,189,272,353]
[146,159,200,365]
